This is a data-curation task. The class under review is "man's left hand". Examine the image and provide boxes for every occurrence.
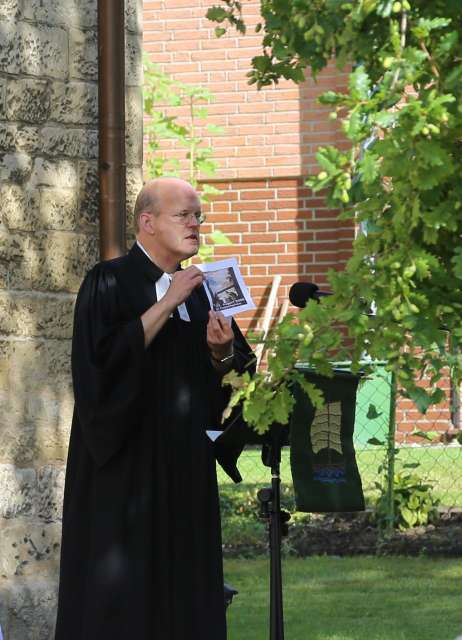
[207,311,234,361]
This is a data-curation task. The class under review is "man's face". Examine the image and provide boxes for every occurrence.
[151,185,202,263]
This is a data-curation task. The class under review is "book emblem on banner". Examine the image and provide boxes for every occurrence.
[310,402,346,484]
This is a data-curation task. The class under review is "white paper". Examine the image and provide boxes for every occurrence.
[197,258,256,317]
[206,430,223,442]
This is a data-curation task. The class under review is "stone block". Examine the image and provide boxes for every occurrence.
[0,228,23,262]
[126,165,143,231]
[41,230,98,291]
[0,22,68,80]
[0,153,33,184]
[15,127,42,154]
[0,337,71,397]
[0,291,74,339]
[39,188,78,230]
[0,465,36,519]
[125,87,143,166]
[0,520,62,579]
[0,339,73,465]
[36,466,66,522]
[0,424,39,468]
[30,158,77,189]
[77,160,98,227]
[5,79,51,123]
[0,464,66,522]
[50,81,98,125]
[69,27,97,80]
[0,420,72,468]
[0,0,20,19]
[5,230,97,292]
[0,78,6,119]
[1,184,40,231]
[0,577,58,640]
[0,124,18,153]
[0,125,41,155]
[0,262,8,289]
[41,127,98,159]
[126,0,142,34]
[126,34,142,87]
[22,0,97,28]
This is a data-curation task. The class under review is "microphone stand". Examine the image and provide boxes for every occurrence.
[258,426,290,640]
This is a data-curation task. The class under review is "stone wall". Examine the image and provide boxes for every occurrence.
[0,1,143,637]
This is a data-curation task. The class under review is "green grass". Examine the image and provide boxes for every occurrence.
[218,446,462,508]
[224,556,462,640]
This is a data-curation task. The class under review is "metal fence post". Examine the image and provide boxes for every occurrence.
[385,372,397,537]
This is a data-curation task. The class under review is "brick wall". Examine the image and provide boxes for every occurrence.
[396,378,455,445]
[142,0,353,329]
[199,178,354,333]
[143,0,348,178]
[142,1,457,439]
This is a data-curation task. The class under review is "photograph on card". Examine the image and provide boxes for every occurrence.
[197,257,256,317]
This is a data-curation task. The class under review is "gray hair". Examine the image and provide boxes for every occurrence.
[133,185,160,232]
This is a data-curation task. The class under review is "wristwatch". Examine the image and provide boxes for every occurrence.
[211,350,234,364]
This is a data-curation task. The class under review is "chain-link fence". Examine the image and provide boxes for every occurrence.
[217,366,462,526]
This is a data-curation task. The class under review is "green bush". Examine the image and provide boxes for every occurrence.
[374,471,440,531]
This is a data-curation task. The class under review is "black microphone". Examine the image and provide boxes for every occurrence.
[289,282,332,308]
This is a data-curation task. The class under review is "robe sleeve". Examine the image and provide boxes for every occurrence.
[71,264,146,468]
[230,318,256,376]
[212,318,256,483]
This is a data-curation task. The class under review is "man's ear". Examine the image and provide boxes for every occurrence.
[139,211,156,235]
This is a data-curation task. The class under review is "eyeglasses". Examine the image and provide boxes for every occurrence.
[171,211,205,225]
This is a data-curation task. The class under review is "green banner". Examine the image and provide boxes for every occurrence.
[290,370,365,512]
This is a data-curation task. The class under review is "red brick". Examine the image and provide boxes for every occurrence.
[241,254,277,265]
[242,232,277,243]
[232,180,269,189]
[231,201,269,212]
[268,265,300,275]
[250,244,280,255]
[214,245,248,256]
[240,190,275,200]
[239,212,276,222]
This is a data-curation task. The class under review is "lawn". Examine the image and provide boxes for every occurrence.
[224,556,462,640]
[217,446,462,508]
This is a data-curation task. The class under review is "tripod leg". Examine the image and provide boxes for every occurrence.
[270,471,284,640]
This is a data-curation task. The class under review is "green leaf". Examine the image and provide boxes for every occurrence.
[207,124,225,134]
[451,247,462,279]
[209,229,232,245]
[411,17,451,40]
[367,437,384,446]
[348,65,370,101]
[318,91,348,105]
[366,404,383,419]
[407,387,432,414]
[252,55,271,72]
[272,386,295,424]
[295,376,325,410]
[273,40,288,60]
[411,429,437,442]
[206,6,229,23]
[360,152,380,184]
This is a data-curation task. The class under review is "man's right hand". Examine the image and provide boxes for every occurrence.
[164,266,204,310]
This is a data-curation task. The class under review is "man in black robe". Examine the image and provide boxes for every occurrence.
[55,177,254,640]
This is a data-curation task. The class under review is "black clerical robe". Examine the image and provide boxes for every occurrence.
[55,243,254,640]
